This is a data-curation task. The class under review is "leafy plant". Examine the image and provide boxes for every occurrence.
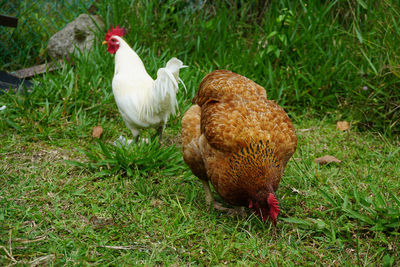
[283,186,400,240]
[319,186,400,234]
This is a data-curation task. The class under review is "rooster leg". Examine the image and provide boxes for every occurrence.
[130,128,140,142]
[154,124,165,143]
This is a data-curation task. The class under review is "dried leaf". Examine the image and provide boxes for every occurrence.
[98,245,135,250]
[291,187,306,195]
[89,216,114,227]
[151,199,164,208]
[92,126,103,138]
[336,121,350,131]
[314,155,342,165]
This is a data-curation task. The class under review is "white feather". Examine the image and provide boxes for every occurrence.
[111,36,186,138]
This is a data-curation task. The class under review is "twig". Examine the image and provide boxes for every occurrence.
[297,127,315,132]
[13,235,46,244]
[241,228,254,239]
[11,60,65,79]
[29,255,55,266]
[0,246,17,263]
[98,245,135,250]
[8,229,15,262]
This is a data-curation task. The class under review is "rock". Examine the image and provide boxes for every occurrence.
[47,14,104,59]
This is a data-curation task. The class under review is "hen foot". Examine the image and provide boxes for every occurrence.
[201,179,246,217]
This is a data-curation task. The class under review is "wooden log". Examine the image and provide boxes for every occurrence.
[11,60,65,79]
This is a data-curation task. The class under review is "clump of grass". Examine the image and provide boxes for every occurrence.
[324,186,400,232]
[68,138,185,177]
[284,186,400,238]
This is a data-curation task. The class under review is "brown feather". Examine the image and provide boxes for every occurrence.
[182,70,297,222]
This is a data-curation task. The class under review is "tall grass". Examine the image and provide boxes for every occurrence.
[95,0,399,135]
[1,0,399,134]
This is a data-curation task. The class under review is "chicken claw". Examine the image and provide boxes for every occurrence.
[200,180,245,217]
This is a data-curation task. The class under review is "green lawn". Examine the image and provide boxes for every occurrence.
[1,0,399,265]
[1,115,399,265]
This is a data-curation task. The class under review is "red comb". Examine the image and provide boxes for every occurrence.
[267,193,280,222]
[105,25,126,41]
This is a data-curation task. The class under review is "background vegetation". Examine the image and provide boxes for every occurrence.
[0,0,92,70]
[1,0,399,265]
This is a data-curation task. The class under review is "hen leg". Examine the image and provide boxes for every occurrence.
[200,179,214,208]
[200,180,244,216]
[200,179,227,210]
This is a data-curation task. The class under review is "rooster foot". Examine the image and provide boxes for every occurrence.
[139,137,149,144]
[113,136,149,147]
[113,136,133,147]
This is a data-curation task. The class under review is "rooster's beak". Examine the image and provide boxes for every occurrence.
[102,41,107,45]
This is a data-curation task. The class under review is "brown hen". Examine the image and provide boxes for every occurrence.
[181,70,297,224]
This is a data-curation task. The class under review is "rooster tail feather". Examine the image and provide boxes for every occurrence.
[178,77,187,93]
[144,58,186,119]
[165,57,187,93]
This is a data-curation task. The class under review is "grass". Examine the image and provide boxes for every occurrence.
[1,116,399,265]
[1,0,400,265]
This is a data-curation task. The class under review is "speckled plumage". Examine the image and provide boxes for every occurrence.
[182,70,297,222]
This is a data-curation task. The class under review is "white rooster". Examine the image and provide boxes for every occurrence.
[103,26,186,144]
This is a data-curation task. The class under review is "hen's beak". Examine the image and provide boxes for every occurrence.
[102,41,107,45]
